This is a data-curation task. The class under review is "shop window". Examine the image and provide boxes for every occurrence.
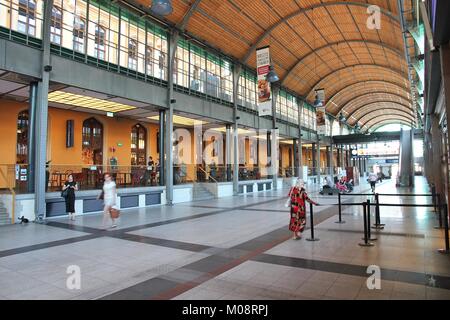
[18,0,36,36]
[128,39,138,70]
[16,110,29,164]
[94,24,106,60]
[50,6,62,44]
[82,118,103,165]
[131,124,146,166]
[73,16,85,53]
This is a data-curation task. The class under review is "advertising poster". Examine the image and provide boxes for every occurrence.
[256,46,272,117]
[316,106,326,135]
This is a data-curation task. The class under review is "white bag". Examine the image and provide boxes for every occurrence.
[284,198,291,208]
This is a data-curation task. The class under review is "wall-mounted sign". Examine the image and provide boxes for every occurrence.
[20,175,27,181]
[117,143,123,147]
[256,46,272,117]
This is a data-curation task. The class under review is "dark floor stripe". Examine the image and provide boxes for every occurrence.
[118,233,213,253]
[250,253,450,290]
[0,234,99,258]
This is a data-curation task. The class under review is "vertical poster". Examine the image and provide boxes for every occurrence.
[316,106,326,135]
[256,46,272,117]
[315,89,326,135]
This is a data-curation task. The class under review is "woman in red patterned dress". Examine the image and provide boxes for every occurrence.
[288,179,318,240]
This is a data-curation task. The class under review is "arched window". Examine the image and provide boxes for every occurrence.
[16,110,29,164]
[73,16,85,52]
[94,24,106,60]
[50,6,62,44]
[17,0,36,36]
[82,118,103,165]
[128,38,138,70]
[131,124,146,166]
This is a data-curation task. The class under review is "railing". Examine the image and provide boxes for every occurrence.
[0,164,162,193]
[0,165,15,224]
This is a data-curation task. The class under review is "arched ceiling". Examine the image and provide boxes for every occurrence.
[133,0,417,129]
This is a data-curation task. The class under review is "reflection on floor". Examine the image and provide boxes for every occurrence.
[0,177,449,300]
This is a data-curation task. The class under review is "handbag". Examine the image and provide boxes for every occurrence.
[98,190,104,200]
[110,206,120,219]
[61,188,69,198]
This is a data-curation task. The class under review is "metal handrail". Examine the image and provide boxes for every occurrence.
[197,166,219,184]
[0,166,15,224]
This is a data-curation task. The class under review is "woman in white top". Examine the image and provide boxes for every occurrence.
[101,173,118,229]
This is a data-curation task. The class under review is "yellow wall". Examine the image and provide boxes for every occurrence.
[0,99,160,168]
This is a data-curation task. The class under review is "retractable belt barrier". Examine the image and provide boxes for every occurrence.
[329,192,449,253]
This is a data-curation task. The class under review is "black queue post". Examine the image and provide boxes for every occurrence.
[306,202,320,242]
[359,201,374,247]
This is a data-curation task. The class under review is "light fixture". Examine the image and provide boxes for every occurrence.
[150,0,173,16]
[266,65,279,83]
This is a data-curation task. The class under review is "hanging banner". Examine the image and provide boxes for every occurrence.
[316,106,326,135]
[256,46,272,117]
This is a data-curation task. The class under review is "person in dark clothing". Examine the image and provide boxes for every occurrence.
[62,174,78,220]
[45,161,51,192]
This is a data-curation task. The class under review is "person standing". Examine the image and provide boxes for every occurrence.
[368,171,378,193]
[62,174,78,220]
[287,179,318,240]
[101,173,118,229]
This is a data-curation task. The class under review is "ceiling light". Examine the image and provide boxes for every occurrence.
[151,0,173,16]
[147,115,208,126]
[266,65,279,83]
[48,91,136,113]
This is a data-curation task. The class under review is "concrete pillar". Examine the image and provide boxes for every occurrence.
[312,143,316,176]
[293,138,299,177]
[35,0,53,221]
[399,129,414,187]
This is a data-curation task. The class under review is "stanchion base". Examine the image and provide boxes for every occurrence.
[359,242,375,247]
[434,226,444,229]
[372,225,385,230]
[438,249,450,254]
[306,238,320,242]
[335,221,346,224]
[362,237,377,241]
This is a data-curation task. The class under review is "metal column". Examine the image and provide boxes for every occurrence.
[27,82,38,193]
[271,86,279,190]
[35,0,53,221]
[159,109,165,186]
[317,138,321,184]
[232,66,242,195]
[297,99,303,179]
[226,124,232,181]
[165,31,179,206]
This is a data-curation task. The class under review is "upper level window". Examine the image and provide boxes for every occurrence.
[128,39,138,70]
[18,0,36,36]
[73,16,85,53]
[145,46,153,75]
[94,24,106,60]
[50,6,62,44]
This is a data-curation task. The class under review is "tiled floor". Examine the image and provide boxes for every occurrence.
[0,177,449,300]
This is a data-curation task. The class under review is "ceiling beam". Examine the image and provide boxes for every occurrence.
[176,0,203,31]
[369,119,413,132]
[305,64,409,99]
[280,40,405,86]
[326,80,410,107]
[353,108,415,126]
[361,113,415,128]
[347,106,414,124]
[342,95,412,116]
[241,1,400,63]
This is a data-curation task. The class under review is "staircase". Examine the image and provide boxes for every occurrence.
[193,183,216,201]
[0,201,10,225]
